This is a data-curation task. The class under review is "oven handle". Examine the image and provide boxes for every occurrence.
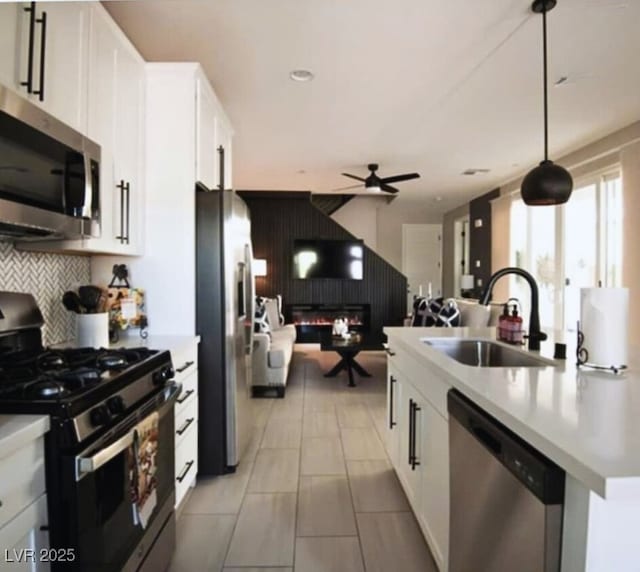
[75,382,181,481]
[77,430,135,478]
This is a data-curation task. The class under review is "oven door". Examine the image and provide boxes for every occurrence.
[57,382,179,572]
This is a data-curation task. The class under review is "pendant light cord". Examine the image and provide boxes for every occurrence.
[542,6,549,161]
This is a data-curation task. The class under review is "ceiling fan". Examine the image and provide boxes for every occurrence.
[336,163,420,194]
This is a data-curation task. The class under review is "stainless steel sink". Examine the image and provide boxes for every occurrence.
[422,338,554,368]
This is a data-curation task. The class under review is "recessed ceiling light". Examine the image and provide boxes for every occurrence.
[290,69,314,82]
[297,169,306,174]
[435,196,443,202]
[462,168,490,176]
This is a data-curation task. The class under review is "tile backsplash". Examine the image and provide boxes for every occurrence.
[0,242,91,345]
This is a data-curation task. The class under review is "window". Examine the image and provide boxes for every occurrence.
[509,169,623,333]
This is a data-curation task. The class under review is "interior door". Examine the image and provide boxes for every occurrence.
[402,224,442,308]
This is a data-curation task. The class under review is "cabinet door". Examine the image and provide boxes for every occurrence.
[396,378,423,510]
[419,402,449,570]
[87,5,118,249]
[34,2,89,132]
[0,3,21,90]
[0,494,50,572]
[196,77,218,190]
[112,39,145,253]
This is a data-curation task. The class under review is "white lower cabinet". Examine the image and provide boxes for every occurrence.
[418,398,449,569]
[387,346,451,571]
[0,495,50,572]
[0,430,49,572]
[171,341,199,508]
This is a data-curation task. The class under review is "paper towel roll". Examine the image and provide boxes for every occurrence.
[580,287,628,368]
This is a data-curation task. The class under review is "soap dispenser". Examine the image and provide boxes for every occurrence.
[498,304,510,342]
[510,302,524,344]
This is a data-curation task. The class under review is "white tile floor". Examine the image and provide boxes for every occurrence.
[169,345,437,572]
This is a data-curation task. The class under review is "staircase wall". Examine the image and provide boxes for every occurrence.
[239,191,408,336]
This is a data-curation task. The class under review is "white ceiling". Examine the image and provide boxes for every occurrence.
[104,0,640,214]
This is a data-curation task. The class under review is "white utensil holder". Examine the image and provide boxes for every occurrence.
[76,313,109,348]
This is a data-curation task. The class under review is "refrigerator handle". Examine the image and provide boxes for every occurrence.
[245,242,255,356]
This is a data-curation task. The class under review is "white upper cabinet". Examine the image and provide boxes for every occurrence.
[196,75,234,191]
[196,77,218,190]
[27,4,145,256]
[0,2,89,133]
[0,4,22,90]
[85,4,145,255]
[36,2,90,132]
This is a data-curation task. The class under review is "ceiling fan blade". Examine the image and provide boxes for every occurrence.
[331,183,362,192]
[342,173,367,182]
[380,183,399,194]
[380,173,420,184]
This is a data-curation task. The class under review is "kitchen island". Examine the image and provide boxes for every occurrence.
[384,326,640,572]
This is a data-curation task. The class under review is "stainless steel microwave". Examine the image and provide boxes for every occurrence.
[0,83,100,240]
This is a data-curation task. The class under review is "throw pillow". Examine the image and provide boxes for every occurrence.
[437,298,461,327]
[254,296,271,334]
[411,296,434,327]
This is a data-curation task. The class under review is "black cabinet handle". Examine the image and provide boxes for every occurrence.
[389,375,397,429]
[411,403,421,471]
[176,460,195,483]
[124,181,130,244]
[218,145,225,190]
[408,399,414,466]
[177,389,194,404]
[33,9,47,101]
[176,361,194,373]
[176,417,195,436]
[115,180,126,243]
[21,2,36,93]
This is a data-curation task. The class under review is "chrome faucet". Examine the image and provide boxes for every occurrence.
[478,267,548,351]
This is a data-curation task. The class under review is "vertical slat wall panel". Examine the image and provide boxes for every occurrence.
[241,192,407,336]
[469,188,500,296]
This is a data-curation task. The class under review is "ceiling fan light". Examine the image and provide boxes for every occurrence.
[521,160,573,205]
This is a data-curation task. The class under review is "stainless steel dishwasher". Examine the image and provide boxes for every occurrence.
[447,390,565,572]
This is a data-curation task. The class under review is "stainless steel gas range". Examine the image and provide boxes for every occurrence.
[0,292,179,572]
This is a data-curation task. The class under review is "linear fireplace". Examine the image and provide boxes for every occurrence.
[286,304,371,343]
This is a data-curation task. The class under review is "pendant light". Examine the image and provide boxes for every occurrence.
[521,0,573,206]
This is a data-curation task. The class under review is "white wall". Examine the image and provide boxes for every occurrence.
[331,196,441,273]
[330,196,384,251]
[376,199,442,271]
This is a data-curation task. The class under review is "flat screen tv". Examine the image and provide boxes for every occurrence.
[293,239,364,280]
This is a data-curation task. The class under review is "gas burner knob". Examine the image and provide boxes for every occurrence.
[107,395,126,415]
[153,365,174,386]
[90,404,112,427]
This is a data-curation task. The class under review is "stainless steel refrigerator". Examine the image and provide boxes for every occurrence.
[196,184,255,475]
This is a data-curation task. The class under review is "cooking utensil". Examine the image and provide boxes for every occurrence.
[62,291,85,314]
[78,285,104,314]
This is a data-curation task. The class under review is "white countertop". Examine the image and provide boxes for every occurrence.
[0,414,49,460]
[54,334,200,353]
[384,326,640,500]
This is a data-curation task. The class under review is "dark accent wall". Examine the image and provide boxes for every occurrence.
[469,188,500,296]
[239,192,407,337]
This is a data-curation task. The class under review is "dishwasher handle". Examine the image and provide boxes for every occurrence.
[470,423,501,456]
